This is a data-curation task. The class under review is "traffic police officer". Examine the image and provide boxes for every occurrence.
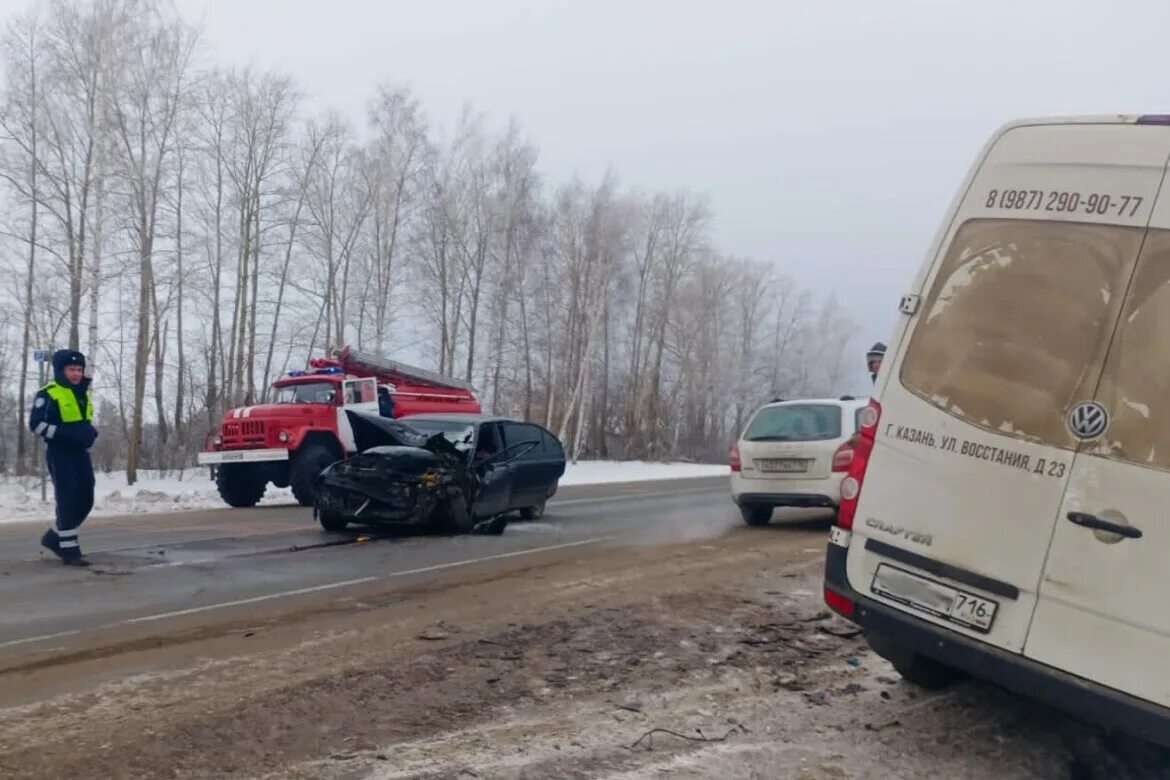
[30,349,98,566]
[867,342,887,384]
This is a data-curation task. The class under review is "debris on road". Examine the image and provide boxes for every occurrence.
[0,528,1149,780]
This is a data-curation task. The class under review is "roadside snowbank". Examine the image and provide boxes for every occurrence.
[0,460,728,524]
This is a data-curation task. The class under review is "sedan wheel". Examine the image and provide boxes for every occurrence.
[519,501,546,520]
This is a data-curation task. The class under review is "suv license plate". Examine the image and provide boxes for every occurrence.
[758,458,809,473]
[870,563,998,633]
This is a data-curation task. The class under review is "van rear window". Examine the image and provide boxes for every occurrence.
[744,404,842,442]
[1096,229,1170,470]
[900,218,1144,448]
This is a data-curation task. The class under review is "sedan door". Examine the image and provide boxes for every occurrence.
[471,423,514,517]
[501,422,558,509]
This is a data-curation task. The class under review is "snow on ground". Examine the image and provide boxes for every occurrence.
[0,460,728,525]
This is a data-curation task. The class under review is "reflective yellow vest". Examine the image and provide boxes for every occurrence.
[42,381,93,423]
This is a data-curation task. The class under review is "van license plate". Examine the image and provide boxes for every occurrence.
[757,458,809,473]
[870,563,998,633]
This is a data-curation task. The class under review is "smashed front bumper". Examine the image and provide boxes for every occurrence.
[314,470,446,525]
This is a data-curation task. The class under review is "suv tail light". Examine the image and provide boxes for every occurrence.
[730,442,742,473]
[837,399,882,530]
[831,439,855,472]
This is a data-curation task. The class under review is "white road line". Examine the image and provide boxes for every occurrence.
[124,576,383,623]
[2,536,615,648]
[551,486,722,507]
[0,628,83,650]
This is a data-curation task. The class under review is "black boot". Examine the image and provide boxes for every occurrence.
[40,529,63,560]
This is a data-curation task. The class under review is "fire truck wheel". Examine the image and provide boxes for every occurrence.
[291,445,339,507]
[216,463,266,508]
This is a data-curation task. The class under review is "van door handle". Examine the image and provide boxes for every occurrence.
[1066,512,1143,539]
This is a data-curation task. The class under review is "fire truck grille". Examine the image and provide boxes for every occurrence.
[222,420,266,445]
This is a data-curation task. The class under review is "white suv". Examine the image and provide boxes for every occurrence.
[730,397,867,526]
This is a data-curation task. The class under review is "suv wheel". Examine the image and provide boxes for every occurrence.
[740,505,773,526]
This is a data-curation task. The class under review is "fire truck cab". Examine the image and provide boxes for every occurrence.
[197,347,482,508]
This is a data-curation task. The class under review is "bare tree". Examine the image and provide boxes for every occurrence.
[0,0,859,477]
[0,11,43,473]
[363,84,426,354]
[105,0,197,483]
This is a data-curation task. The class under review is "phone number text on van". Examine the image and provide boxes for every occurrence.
[984,188,1144,218]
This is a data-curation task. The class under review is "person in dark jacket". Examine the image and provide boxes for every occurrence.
[867,342,887,384]
[30,349,98,566]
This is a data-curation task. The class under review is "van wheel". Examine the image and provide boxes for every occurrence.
[890,653,962,690]
[290,445,339,507]
[868,634,962,690]
[740,505,773,526]
[216,463,266,508]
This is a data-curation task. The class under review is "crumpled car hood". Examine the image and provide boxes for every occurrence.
[345,410,466,459]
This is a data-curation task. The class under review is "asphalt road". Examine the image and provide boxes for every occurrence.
[0,475,762,667]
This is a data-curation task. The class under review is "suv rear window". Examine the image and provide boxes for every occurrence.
[744,404,842,442]
[900,218,1144,448]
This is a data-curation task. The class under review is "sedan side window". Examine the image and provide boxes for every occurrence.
[503,422,543,460]
[542,429,564,458]
[475,424,504,462]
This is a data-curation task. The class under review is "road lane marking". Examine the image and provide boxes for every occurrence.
[0,628,83,650]
[551,486,723,507]
[0,482,726,543]
[123,576,383,623]
[0,536,615,649]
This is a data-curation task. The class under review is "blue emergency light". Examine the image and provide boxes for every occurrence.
[287,369,306,377]
[313,367,343,375]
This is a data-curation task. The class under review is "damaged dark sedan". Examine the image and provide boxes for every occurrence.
[312,412,567,535]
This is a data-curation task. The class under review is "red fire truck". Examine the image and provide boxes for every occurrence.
[197,346,482,508]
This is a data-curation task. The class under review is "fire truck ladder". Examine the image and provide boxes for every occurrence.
[331,347,476,393]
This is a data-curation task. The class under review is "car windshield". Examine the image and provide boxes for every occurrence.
[405,418,476,446]
[744,404,842,442]
[272,381,337,404]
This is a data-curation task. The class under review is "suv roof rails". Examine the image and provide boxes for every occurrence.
[769,396,786,403]
[839,395,856,401]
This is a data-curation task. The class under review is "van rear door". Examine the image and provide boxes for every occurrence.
[1023,183,1170,707]
[846,120,1170,654]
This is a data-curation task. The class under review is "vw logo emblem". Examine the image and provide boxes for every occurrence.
[1067,401,1109,440]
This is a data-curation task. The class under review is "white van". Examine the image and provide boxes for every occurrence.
[823,114,1170,746]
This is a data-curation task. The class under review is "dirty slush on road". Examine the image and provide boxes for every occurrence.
[0,527,1143,779]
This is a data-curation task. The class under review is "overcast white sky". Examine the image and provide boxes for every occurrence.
[44,1,1170,387]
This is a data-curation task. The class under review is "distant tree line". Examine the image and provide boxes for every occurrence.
[0,0,856,480]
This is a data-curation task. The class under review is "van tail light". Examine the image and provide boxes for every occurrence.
[831,439,855,472]
[824,587,854,618]
[730,442,742,473]
[837,399,882,530]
